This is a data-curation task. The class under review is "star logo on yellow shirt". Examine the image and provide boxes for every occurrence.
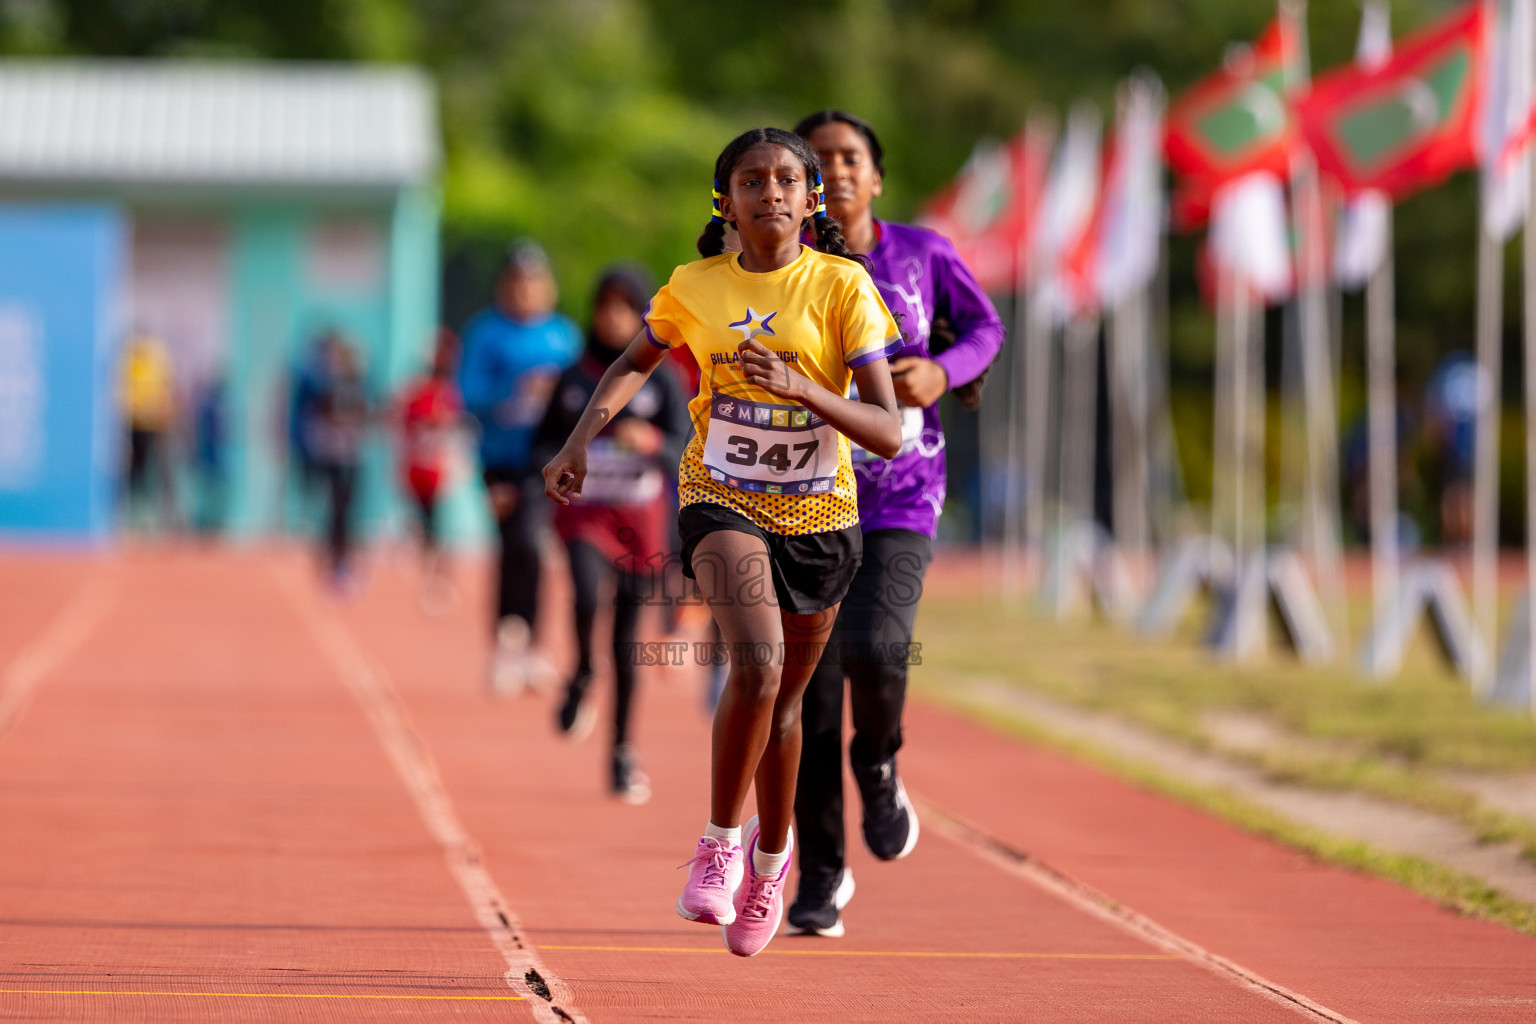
[729,308,777,343]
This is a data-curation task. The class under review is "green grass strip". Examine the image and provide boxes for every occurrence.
[922,687,1536,939]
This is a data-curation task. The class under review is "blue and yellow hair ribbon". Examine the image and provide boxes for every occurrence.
[713,173,826,223]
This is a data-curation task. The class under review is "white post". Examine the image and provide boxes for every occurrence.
[1063,315,1099,534]
[1525,65,1536,714]
[1283,0,1345,653]
[1293,158,1348,652]
[1149,225,1186,542]
[1019,111,1059,595]
[1232,276,1251,583]
[980,318,1005,596]
[1246,280,1267,586]
[1024,304,1055,590]
[1110,286,1152,578]
[1052,312,1099,618]
[1212,263,1234,557]
[1002,292,1026,598]
[1472,219,1504,694]
[1365,213,1400,676]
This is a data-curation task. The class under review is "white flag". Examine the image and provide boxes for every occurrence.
[1032,101,1101,325]
[1484,0,1532,240]
[1211,171,1293,303]
[1095,74,1165,309]
[1334,194,1391,290]
[1334,0,1392,290]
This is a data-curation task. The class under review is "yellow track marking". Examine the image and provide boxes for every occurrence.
[0,988,521,1001]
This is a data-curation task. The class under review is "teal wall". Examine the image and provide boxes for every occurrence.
[0,186,447,546]
[224,193,447,542]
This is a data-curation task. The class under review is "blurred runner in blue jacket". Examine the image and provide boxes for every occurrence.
[459,240,581,693]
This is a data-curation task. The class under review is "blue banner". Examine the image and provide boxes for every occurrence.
[0,205,126,540]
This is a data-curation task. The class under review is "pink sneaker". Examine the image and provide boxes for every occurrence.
[676,835,744,925]
[723,816,792,957]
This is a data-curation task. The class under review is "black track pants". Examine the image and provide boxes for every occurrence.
[794,528,932,883]
[566,539,642,747]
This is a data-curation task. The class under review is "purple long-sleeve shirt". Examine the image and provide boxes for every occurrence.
[856,220,1006,537]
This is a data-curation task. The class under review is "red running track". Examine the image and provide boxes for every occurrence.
[0,547,1531,1022]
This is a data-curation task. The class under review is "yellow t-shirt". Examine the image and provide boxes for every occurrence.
[121,336,175,431]
[644,245,902,535]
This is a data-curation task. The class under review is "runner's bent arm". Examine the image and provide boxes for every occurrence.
[928,242,1006,389]
[542,330,667,504]
[738,337,901,459]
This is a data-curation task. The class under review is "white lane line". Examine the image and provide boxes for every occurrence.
[272,565,587,1024]
[922,802,1361,1024]
[0,578,115,743]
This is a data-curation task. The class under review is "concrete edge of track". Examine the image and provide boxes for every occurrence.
[920,798,1361,1024]
[270,563,589,1024]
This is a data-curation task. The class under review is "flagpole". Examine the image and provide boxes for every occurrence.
[1364,211,1400,676]
[1296,175,1347,652]
[1007,113,1051,600]
[1213,258,1235,571]
[1525,2,1536,714]
[980,317,1004,595]
[1284,0,1346,656]
[1249,274,1268,649]
[1023,299,1053,593]
[1472,212,1504,696]
[1108,79,1155,593]
[1003,290,1026,600]
[1305,179,1348,653]
[1151,215,1186,542]
[1231,272,1250,619]
[1055,312,1098,617]
[1020,110,1058,596]
[1235,272,1268,659]
[1475,0,1528,695]
[1110,273,1152,580]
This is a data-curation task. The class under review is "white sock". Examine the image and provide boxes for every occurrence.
[753,831,792,879]
[704,821,742,847]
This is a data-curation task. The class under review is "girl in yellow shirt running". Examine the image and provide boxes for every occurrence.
[543,127,903,957]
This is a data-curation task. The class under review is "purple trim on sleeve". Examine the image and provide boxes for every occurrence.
[847,340,899,370]
[642,300,672,349]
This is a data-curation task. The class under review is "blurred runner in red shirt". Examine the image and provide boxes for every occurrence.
[399,329,463,612]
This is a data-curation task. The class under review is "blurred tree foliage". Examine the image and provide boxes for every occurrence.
[3,0,1513,534]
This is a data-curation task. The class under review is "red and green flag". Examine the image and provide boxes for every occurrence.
[1297,2,1488,199]
[918,125,1051,292]
[1165,18,1298,193]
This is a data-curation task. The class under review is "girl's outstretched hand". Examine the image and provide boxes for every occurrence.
[739,338,807,401]
[542,445,586,505]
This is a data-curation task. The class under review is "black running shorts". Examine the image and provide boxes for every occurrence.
[678,502,862,614]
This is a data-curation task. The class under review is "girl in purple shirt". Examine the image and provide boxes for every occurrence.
[789,110,1006,938]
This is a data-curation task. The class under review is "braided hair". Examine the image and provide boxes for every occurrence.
[696,127,865,270]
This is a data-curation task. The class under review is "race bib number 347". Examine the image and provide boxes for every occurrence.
[702,391,839,495]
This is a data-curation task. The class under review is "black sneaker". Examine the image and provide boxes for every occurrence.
[611,743,651,805]
[853,757,919,861]
[556,674,595,741]
[787,868,855,937]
